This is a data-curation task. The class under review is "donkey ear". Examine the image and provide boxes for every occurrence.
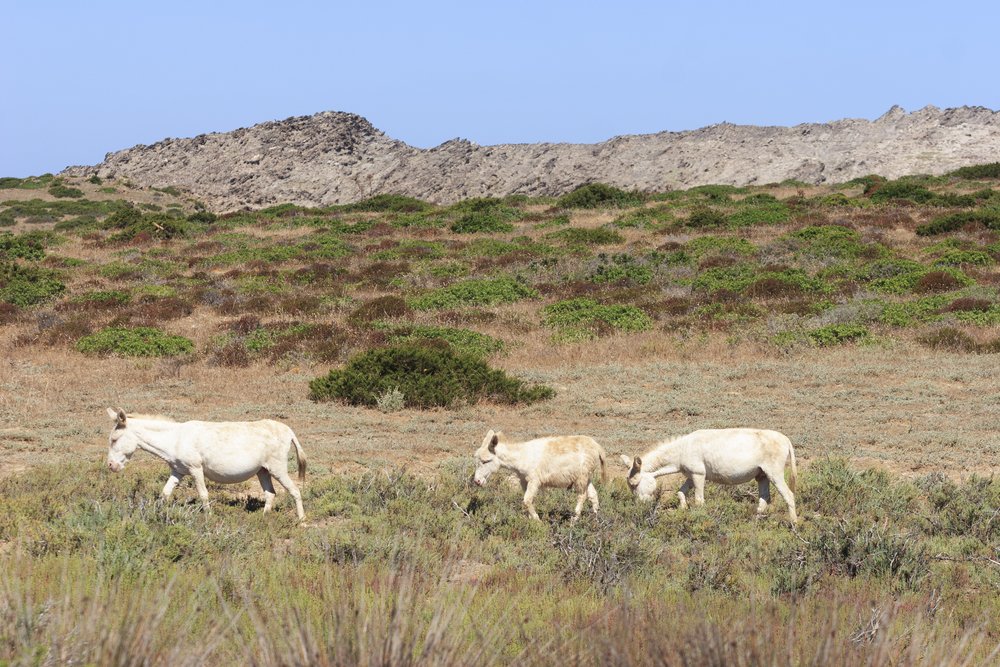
[106,407,120,421]
[630,456,642,475]
[114,407,127,424]
[618,454,632,468]
[489,431,499,452]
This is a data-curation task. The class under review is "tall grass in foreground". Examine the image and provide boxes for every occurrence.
[1,460,998,664]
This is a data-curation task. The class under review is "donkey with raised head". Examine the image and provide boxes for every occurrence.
[105,407,307,521]
[473,429,607,521]
[620,428,797,523]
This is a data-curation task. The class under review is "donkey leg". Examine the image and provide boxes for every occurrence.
[161,471,182,500]
[677,478,693,510]
[257,469,276,513]
[756,473,771,515]
[190,467,211,512]
[522,479,541,521]
[270,467,305,521]
[587,482,600,514]
[769,471,797,524]
[691,474,706,506]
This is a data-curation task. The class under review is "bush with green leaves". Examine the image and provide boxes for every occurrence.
[727,201,790,227]
[409,277,537,310]
[308,342,552,408]
[76,326,194,357]
[557,183,645,209]
[781,225,870,260]
[683,207,727,228]
[807,323,870,346]
[868,179,937,204]
[589,254,654,285]
[0,231,51,260]
[342,194,431,213]
[447,198,522,233]
[916,210,1000,236]
[947,162,1000,179]
[385,324,504,358]
[542,298,652,337]
[0,262,65,306]
[47,185,84,199]
[684,235,756,260]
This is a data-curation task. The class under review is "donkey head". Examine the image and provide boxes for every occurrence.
[105,407,138,472]
[620,454,657,502]
[473,429,502,487]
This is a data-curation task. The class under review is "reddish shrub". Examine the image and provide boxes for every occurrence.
[940,297,992,313]
[915,271,964,293]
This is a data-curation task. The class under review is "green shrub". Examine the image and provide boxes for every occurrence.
[308,343,552,408]
[947,162,1000,179]
[47,185,84,199]
[557,183,645,209]
[856,259,941,294]
[869,180,937,204]
[342,194,431,213]
[683,207,727,228]
[807,323,870,346]
[387,325,503,358]
[782,225,868,260]
[0,262,65,306]
[916,210,1000,236]
[727,201,790,227]
[687,184,744,201]
[448,198,522,233]
[0,232,47,260]
[685,235,756,259]
[410,277,537,310]
[542,298,652,336]
[589,254,653,285]
[76,326,194,357]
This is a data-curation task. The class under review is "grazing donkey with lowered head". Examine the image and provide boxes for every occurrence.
[620,428,797,523]
[105,407,307,521]
[473,429,607,521]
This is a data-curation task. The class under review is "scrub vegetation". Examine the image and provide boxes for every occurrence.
[2,168,1000,663]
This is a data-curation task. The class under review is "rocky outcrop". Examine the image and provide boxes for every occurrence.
[64,105,1000,211]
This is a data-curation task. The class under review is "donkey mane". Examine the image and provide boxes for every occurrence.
[127,413,177,423]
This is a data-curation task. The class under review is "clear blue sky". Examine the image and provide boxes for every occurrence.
[2,1,998,176]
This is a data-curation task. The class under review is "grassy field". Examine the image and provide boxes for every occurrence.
[1,170,999,664]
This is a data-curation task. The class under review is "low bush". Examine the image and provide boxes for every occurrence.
[449,198,521,233]
[348,295,413,323]
[386,324,504,358]
[916,210,1000,235]
[807,323,870,346]
[341,194,431,213]
[589,254,654,285]
[308,342,552,408]
[76,326,194,357]
[0,232,48,260]
[47,184,84,199]
[0,262,65,306]
[947,162,1000,179]
[409,277,537,310]
[916,327,981,353]
[683,207,727,228]
[868,180,937,204]
[542,298,652,336]
[557,183,645,209]
[727,201,790,227]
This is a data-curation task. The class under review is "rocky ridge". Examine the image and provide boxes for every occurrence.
[64,105,1000,211]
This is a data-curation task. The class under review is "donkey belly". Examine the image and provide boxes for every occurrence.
[203,466,260,484]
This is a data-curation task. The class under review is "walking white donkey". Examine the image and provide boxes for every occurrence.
[620,428,797,524]
[473,429,607,521]
[105,408,307,521]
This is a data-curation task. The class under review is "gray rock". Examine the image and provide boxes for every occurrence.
[62,106,1000,211]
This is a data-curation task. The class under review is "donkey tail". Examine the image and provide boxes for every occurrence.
[291,432,307,484]
[787,438,797,495]
[597,443,608,485]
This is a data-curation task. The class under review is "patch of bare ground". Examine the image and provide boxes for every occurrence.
[2,328,997,486]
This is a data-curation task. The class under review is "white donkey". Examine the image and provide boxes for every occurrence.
[105,407,307,521]
[473,429,607,521]
[620,428,797,523]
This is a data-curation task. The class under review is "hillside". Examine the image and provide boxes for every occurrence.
[62,105,1000,211]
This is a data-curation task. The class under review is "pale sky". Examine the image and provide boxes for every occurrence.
[2,0,998,176]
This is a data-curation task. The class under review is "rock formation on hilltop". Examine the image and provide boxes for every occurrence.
[64,105,1000,211]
